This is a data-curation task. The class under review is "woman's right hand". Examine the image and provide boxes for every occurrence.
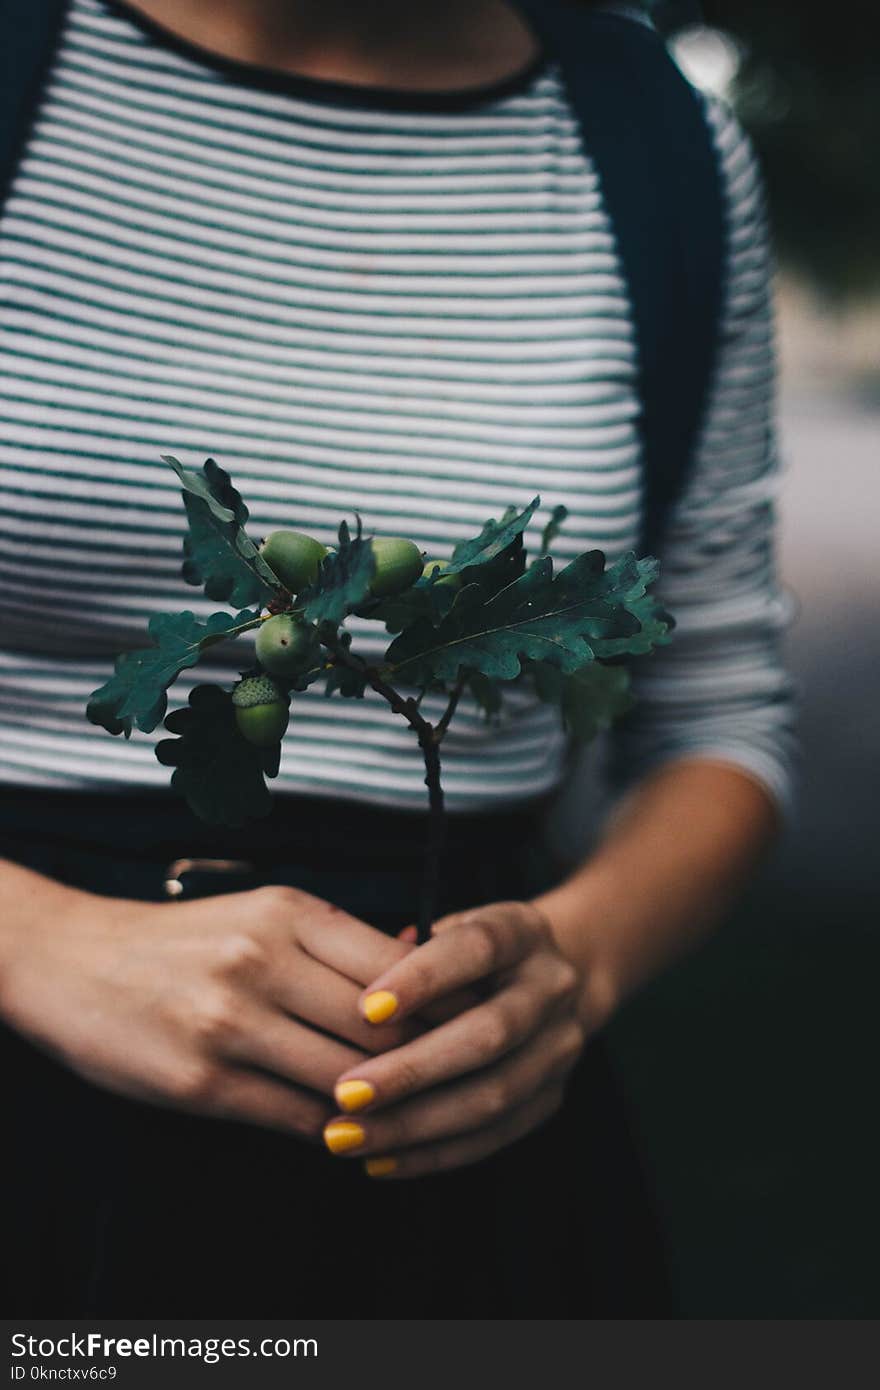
[0,862,417,1140]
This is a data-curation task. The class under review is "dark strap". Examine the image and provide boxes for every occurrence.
[0,0,69,201]
[0,0,724,553]
[515,3,726,552]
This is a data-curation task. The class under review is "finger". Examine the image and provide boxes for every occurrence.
[419,986,484,1026]
[203,1068,332,1140]
[363,1086,564,1179]
[269,953,417,1055]
[285,886,475,1028]
[280,887,415,984]
[428,909,463,936]
[257,887,474,1032]
[227,1006,368,1098]
[393,923,481,1021]
[340,951,572,1109]
[358,902,545,1025]
[331,1016,583,1147]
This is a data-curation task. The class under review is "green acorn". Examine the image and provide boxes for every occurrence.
[231,675,290,748]
[369,537,424,598]
[255,613,314,676]
[260,530,328,593]
[422,557,461,590]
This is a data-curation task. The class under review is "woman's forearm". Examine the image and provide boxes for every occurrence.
[0,859,93,1017]
[532,759,780,1028]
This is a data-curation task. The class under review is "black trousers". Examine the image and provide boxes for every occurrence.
[2,787,672,1317]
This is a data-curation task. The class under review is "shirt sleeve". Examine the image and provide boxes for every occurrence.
[604,97,798,817]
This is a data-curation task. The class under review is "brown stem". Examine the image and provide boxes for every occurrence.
[417,727,445,944]
[435,671,467,742]
[322,630,447,942]
[323,630,428,734]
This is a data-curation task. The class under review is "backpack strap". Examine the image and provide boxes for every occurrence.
[0,0,70,208]
[515,2,726,552]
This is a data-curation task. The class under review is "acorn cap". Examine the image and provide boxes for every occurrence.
[231,675,286,709]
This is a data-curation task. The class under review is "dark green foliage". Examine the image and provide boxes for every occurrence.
[373,501,538,634]
[385,550,659,686]
[540,505,569,556]
[460,531,527,600]
[156,684,274,825]
[533,660,634,742]
[285,660,330,696]
[299,519,376,627]
[323,632,368,699]
[87,468,673,830]
[587,555,674,658]
[163,455,279,606]
[469,671,503,718]
[86,609,260,737]
[446,497,539,575]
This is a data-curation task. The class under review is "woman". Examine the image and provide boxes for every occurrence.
[0,0,795,1315]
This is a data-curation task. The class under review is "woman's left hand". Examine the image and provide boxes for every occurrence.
[323,901,588,1178]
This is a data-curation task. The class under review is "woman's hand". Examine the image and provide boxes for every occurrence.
[323,900,587,1177]
[0,866,419,1141]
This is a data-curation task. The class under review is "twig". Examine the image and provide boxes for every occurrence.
[322,630,427,735]
[323,630,445,942]
[434,671,467,743]
[416,727,445,944]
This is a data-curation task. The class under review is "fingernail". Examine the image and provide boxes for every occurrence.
[334,1079,375,1113]
[323,1121,365,1155]
[365,1156,397,1178]
[363,990,398,1024]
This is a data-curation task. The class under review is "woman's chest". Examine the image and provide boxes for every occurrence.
[0,15,643,648]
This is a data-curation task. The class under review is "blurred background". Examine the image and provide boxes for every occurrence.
[597,0,879,1316]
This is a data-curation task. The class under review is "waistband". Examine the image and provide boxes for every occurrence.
[0,784,551,869]
[0,785,558,924]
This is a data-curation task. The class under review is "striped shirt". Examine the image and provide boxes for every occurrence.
[0,0,796,813]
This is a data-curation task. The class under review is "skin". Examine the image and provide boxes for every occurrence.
[0,1,781,1176]
[121,0,541,92]
[0,865,425,1137]
[328,762,777,1177]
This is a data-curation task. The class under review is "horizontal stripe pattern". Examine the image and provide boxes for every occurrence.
[0,0,795,812]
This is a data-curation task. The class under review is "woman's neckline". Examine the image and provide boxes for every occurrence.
[94,0,552,114]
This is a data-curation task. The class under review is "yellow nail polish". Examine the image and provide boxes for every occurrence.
[323,1120,366,1155]
[365,1156,397,1178]
[335,1079,375,1113]
[363,990,398,1024]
